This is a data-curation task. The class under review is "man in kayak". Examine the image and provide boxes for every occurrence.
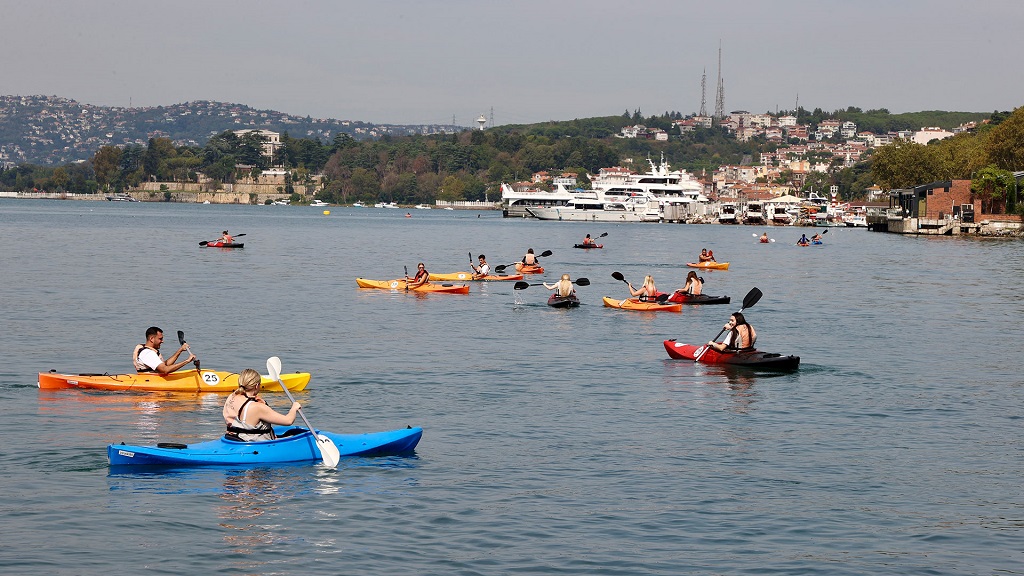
[132,326,197,374]
[811,232,822,243]
[406,262,430,288]
[760,232,770,243]
[218,230,233,244]
[698,248,717,262]
[582,234,595,246]
[707,313,757,352]
[471,254,490,279]
[222,368,301,441]
[544,273,575,297]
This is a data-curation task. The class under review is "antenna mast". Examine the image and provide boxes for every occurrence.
[699,68,707,117]
[714,42,725,120]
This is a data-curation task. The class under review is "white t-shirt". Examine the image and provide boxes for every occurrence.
[138,348,163,370]
[477,263,490,275]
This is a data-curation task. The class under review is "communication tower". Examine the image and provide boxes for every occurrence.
[714,42,725,119]
[699,68,707,117]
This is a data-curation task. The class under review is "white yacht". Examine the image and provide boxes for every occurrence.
[501,182,581,217]
[414,204,432,210]
[352,201,365,207]
[591,154,708,221]
[525,196,654,222]
[310,199,329,207]
[769,204,794,225]
[743,201,766,225]
[374,201,399,208]
[718,202,739,224]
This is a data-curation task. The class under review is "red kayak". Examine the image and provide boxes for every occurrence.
[202,241,244,248]
[663,339,800,370]
[573,244,603,249]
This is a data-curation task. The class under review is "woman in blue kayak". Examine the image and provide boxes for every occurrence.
[222,369,301,441]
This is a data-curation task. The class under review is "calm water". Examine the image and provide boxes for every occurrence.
[1,199,1021,575]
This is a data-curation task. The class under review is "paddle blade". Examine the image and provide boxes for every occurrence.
[611,271,625,282]
[598,232,608,238]
[513,281,529,290]
[266,356,282,380]
[823,229,829,234]
[539,250,553,257]
[235,233,246,237]
[199,241,208,246]
[315,434,341,468]
[575,277,590,286]
[741,287,763,310]
[177,330,186,346]
[494,264,509,272]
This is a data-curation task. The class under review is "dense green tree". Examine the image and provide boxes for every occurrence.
[871,139,937,190]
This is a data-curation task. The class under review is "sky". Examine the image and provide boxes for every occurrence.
[3,0,1023,127]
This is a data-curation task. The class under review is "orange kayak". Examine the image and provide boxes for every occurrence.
[602,296,682,312]
[515,264,545,274]
[428,272,525,282]
[37,369,309,392]
[686,261,730,270]
[355,278,470,294]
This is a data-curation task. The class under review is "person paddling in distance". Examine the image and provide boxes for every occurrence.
[405,262,430,288]
[471,254,490,279]
[760,232,770,243]
[132,326,197,374]
[544,273,576,297]
[798,233,810,246]
[218,230,233,244]
[707,312,757,353]
[222,368,301,441]
[582,234,596,246]
[811,232,822,242]
[628,275,659,301]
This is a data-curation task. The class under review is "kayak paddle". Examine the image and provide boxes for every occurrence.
[177,330,201,392]
[514,277,590,290]
[694,287,763,363]
[267,356,340,468]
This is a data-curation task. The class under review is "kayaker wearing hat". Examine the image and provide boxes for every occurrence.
[132,326,197,374]
[544,274,575,297]
[222,368,300,441]
[218,230,233,243]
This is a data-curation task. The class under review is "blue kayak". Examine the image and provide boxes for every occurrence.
[108,426,422,467]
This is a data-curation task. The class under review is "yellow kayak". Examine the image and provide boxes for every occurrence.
[37,369,310,392]
[355,278,470,293]
[686,261,730,270]
[602,296,683,312]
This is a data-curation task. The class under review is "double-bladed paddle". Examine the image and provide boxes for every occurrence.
[494,250,552,272]
[694,287,763,363]
[266,356,340,468]
[513,277,590,290]
[199,233,245,247]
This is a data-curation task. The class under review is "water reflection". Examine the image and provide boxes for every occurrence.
[218,467,289,557]
[660,360,762,414]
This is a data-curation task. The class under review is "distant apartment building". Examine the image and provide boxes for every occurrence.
[912,127,954,145]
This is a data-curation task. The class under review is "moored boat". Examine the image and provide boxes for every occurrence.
[108,425,422,467]
[37,369,309,392]
[686,261,730,270]
[428,272,524,282]
[662,340,800,371]
[602,296,682,312]
[355,278,470,294]
[665,292,731,305]
[547,293,580,308]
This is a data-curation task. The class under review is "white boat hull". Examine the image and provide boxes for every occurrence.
[526,206,648,222]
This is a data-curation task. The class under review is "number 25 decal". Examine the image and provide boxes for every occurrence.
[202,372,221,385]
